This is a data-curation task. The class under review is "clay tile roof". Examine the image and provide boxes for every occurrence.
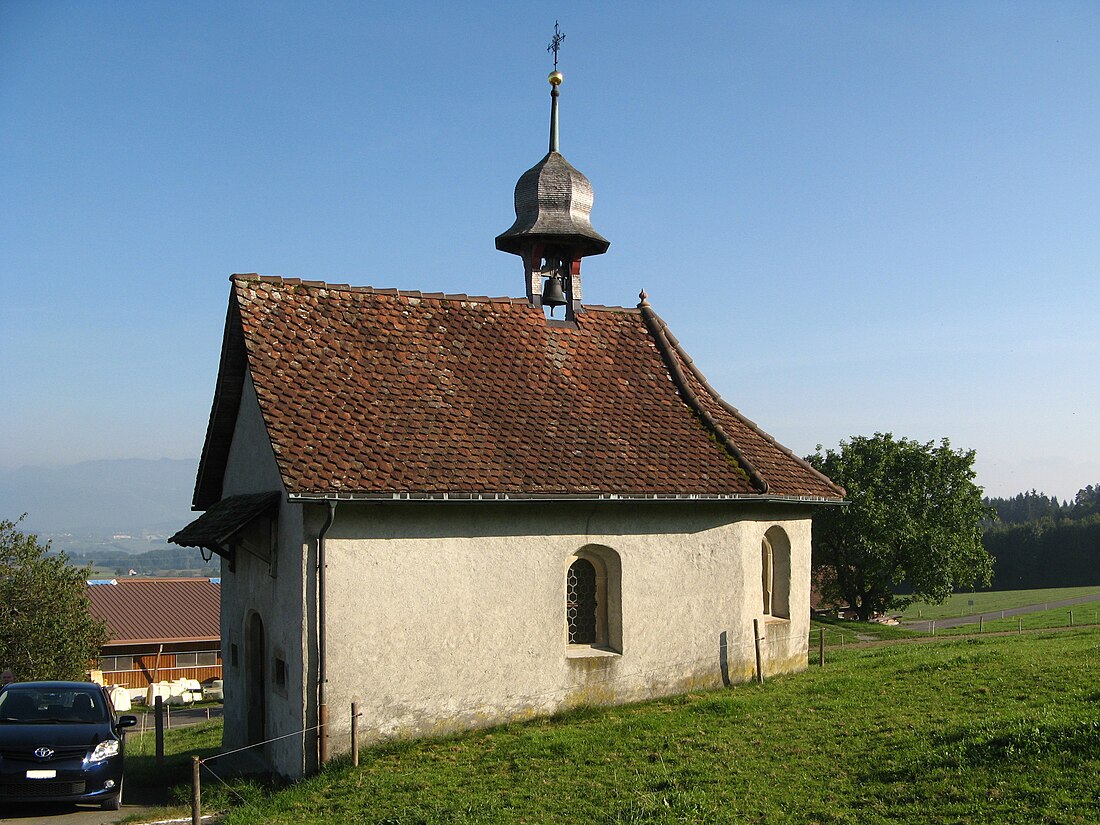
[192,275,843,508]
[86,578,220,646]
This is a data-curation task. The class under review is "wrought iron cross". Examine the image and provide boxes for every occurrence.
[547,21,565,69]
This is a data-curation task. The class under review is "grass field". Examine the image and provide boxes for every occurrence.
[169,629,1100,825]
[900,585,1100,621]
[930,604,1100,637]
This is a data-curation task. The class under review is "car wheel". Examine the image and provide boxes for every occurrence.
[101,779,123,811]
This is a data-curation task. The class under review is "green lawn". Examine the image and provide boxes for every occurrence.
[194,629,1100,824]
[900,585,1100,621]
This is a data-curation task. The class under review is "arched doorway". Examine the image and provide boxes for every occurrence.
[245,612,266,747]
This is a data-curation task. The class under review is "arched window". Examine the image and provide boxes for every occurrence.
[566,558,598,644]
[762,527,791,620]
[565,546,622,654]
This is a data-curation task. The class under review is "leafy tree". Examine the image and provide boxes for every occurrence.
[807,434,994,621]
[0,517,108,680]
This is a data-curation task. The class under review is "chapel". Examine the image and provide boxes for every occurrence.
[172,54,843,777]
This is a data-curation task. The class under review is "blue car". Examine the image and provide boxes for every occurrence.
[0,681,138,811]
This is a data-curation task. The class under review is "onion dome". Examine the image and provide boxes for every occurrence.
[495,70,609,259]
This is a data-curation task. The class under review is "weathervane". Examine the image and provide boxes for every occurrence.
[547,21,565,70]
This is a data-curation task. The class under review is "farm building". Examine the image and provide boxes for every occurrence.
[86,577,221,691]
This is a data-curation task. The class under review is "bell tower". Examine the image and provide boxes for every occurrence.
[495,23,609,319]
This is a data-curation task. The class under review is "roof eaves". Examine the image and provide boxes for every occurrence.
[287,491,845,505]
[101,636,220,647]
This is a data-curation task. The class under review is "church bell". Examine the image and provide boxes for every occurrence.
[542,273,567,308]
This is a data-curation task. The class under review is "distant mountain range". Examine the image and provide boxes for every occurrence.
[0,458,198,538]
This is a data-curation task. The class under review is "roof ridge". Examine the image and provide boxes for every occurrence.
[230,274,641,311]
[108,577,220,583]
[232,274,524,304]
[643,306,847,499]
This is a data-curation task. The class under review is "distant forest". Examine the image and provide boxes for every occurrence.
[983,484,1100,589]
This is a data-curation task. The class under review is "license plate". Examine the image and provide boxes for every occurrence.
[26,769,57,779]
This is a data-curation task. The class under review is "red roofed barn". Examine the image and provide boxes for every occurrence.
[86,577,221,690]
[172,67,843,777]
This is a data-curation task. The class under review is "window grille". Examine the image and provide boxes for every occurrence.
[566,558,598,644]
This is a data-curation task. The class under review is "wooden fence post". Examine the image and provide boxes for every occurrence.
[818,627,825,667]
[351,702,359,768]
[154,695,164,767]
[979,616,984,633]
[1018,617,1023,634]
[191,756,201,825]
[753,619,764,685]
[1069,610,1073,626]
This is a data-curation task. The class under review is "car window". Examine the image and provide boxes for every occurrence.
[0,687,109,723]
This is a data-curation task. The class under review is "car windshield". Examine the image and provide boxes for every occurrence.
[0,687,109,724]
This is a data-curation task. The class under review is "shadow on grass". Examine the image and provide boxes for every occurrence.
[869,717,1100,785]
[934,719,1100,766]
[124,720,225,806]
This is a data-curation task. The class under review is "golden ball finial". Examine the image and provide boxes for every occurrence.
[548,70,564,86]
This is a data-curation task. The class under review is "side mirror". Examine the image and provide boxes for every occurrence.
[117,715,138,729]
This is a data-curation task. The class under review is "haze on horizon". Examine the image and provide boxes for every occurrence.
[2,2,1097,504]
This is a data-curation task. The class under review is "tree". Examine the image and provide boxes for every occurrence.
[806,434,994,621]
[0,517,108,680]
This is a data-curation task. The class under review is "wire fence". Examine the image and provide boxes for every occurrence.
[809,605,1100,657]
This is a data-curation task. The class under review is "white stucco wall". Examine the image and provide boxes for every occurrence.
[317,499,813,759]
[218,374,308,777]
[216,380,816,778]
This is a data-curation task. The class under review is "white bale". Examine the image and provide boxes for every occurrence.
[108,686,131,712]
[146,681,172,705]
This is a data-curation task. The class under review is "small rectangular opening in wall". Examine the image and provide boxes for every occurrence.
[230,643,239,668]
[274,657,287,688]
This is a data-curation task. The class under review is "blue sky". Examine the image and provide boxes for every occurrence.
[2,1,1098,501]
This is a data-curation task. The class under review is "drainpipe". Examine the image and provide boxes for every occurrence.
[316,500,337,768]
